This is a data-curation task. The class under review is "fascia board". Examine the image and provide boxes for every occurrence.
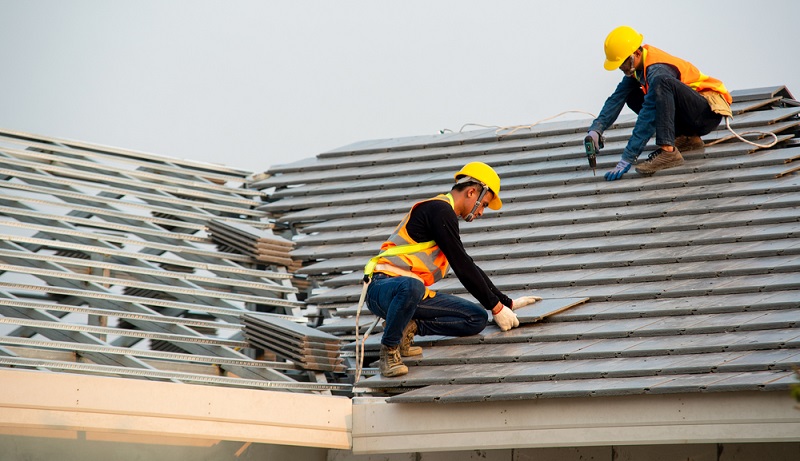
[5,367,799,454]
[351,392,800,454]
[0,369,351,450]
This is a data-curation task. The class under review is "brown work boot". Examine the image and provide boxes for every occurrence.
[379,344,408,377]
[399,319,423,357]
[675,135,704,152]
[635,147,684,175]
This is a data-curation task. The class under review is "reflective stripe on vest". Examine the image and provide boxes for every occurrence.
[641,45,732,104]
[369,193,455,286]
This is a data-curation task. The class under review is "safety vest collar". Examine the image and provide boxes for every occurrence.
[444,192,455,209]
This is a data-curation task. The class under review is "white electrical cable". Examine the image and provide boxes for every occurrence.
[459,122,501,132]
[494,110,598,136]
[448,110,779,150]
[445,111,597,135]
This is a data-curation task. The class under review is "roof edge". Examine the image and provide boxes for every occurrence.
[351,391,800,454]
[0,369,352,450]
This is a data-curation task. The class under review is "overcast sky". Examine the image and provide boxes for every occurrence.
[0,0,797,174]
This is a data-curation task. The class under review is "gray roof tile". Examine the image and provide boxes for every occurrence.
[268,86,800,402]
[7,86,800,404]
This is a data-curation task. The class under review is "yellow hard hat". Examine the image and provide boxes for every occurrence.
[603,25,643,71]
[454,161,502,210]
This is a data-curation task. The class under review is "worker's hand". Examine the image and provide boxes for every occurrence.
[605,159,631,181]
[587,130,602,150]
[492,304,519,331]
[511,295,542,310]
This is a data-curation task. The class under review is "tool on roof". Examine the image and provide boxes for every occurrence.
[584,130,604,176]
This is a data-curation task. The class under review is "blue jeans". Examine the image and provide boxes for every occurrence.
[626,74,722,152]
[365,273,488,347]
[591,64,723,163]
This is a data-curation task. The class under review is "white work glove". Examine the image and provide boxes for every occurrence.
[492,305,519,332]
[511,295,542,310]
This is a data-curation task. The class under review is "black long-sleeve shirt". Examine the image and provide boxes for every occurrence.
[403,199,512,310]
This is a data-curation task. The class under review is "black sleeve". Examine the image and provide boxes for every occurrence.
[479,266,513,307]
[406,200,511,310]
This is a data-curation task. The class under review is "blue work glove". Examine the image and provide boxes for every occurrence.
[605,160,631,181]
[587,130,602,151]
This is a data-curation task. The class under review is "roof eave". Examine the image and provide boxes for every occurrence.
[352,391,800,454]
[0,369,352,450]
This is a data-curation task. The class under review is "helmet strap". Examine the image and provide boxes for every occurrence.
[464,186,488,222]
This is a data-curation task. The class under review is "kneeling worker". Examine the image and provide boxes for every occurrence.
[365,161,541,377]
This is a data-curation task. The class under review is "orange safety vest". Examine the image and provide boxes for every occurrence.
[373,193,454,287]
[641,45,732,104]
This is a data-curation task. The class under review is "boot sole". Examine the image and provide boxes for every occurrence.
[381,366,408,377]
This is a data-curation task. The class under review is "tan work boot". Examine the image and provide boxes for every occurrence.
[675,135,704,152]
[635,147,684,175]
[379,344,408,377]
[400,319,423,357]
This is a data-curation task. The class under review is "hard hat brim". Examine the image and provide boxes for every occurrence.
[603,58,625,71]
[454,161,502,210]
[488,195,502,210]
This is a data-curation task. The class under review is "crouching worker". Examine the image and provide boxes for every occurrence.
[364,162,541,377]
[587,25,732,181]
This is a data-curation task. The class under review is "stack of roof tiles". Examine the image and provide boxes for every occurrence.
[208,219,301,271]
[243,312,346,372]
[254,86,800,402]
[0,129,348,394]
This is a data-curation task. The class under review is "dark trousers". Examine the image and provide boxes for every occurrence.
[366,273,487,346]
[626,75,722,147]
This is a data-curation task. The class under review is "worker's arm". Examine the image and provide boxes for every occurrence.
[589,76,640,134]
[407,201,509,310]
[477,266,513,307]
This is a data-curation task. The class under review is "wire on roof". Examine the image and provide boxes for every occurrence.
[706,116,779,149]
[439,110,598,136]
[494,110,598,136]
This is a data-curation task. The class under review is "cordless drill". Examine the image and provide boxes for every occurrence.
[583,133,604,176]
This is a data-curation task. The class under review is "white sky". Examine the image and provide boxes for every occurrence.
[0,0,797,173]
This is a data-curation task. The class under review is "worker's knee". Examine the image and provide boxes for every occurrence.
[463,309,489,336]
[400,278,426,302]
